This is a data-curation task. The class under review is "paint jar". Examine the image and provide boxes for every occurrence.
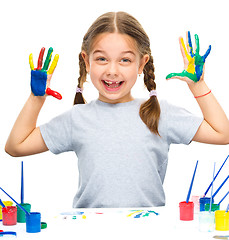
[179,201,194,221]
[191,196,200,213]
[204,203,220,212]
[17,203,31,223]
[26,212,41,233]
[2,206,17,226]
[199,211,215,232]
[199,197,213,212]
[215,210,229,231]
[0,201,13,220]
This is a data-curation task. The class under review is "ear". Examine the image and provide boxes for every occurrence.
[138,54,149,74]
[81,51,90,73]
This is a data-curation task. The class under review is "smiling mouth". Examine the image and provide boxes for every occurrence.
[102,80,124,91]
[102,80,124,89]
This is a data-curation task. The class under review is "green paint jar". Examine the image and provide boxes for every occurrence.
[17,203,31,223]
[204,203,220,212]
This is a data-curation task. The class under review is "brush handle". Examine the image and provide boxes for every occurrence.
[218,191,229,205]
[0,187,30,215]
[186,160,199,203]
[226,204,229,213]
[212,175,229,199]
[0,199,5,208]
[209,162,216,212]
[21,161,24,204]
[204,155,229,196]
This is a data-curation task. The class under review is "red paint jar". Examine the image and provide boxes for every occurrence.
[179,201,194,221]
[2,206,17,226]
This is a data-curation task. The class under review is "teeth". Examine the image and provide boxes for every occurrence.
[104,80,121,84]
[104,80,113,84]
[103,80,123,88]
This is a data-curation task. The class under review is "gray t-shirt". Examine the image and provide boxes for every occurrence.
[40,99,203,208]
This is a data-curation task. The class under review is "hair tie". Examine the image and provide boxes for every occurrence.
[76,87,83,94]
[149,90,157,97]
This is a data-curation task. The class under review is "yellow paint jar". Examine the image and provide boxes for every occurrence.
[215,210,229,231]
[0,201,13,220]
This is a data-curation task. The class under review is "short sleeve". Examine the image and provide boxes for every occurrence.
[163,101,203,145]
[40,109,73,154]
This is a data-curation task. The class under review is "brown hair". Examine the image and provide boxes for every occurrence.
[74,11,160,135]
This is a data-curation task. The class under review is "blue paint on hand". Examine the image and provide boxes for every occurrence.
[31,70,47,96]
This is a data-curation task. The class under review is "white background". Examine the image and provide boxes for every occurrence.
[0,0,228,216]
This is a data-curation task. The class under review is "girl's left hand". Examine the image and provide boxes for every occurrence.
[166,31,211,85]
[30,47,62,100]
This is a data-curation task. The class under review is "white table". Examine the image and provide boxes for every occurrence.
[0,207,228,240]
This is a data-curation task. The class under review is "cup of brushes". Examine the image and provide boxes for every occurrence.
[179,160,198,221]
[197,157,229,232]
[199,175,229,212]
[180,155,228,221]
[0,200,13,220]
[0,162,41,233]
[0,187,41,233]
[199,155,228,212]
[198,162,216,232]
[0,200,17,226]
[17,161,32,223]
[215,204,229,231]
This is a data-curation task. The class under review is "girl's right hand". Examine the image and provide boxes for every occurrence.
[166,31,211,84]
[29,47,62,100]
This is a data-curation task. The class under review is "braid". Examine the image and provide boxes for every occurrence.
[139,55,161,135]
[73,53,87,105]
[143,55,156,91]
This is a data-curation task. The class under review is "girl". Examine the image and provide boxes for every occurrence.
[5,12,229,208]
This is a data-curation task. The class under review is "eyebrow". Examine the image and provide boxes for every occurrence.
[92,50,136,55]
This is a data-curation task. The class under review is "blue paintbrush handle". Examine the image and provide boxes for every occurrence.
[226,203,229,213]
[204,155,229,196]
[0,187,30,215]
[209,162,216,212]
[186,160,199,203]
[21,161,24,204]
[212,175,229,199]
[218,191,229,205]
[0,199,5,208]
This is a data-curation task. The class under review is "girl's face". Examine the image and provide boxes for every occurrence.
[82,33,149,103]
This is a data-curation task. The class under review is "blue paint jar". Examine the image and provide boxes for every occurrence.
[199,197,214,212]
[26,212,41,233]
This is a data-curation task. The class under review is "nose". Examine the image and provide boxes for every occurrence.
[106,62,118,78]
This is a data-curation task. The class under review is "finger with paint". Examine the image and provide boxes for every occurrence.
[37,47,45,71]
[29,53,34,70]
[194,34,211,80]
[187,31,194,58]
[42,47,53,72]
[30,47,62,100]
[47,54,59,75]
[166,31,211,82]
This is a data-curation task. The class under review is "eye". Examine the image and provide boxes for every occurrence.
[120,58,131,63]
[96,57,107,62]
